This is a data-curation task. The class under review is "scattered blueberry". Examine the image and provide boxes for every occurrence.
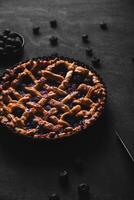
[50,20,57,28]
[2,35,8,42]
[77,183,90,197]
[100,21,108,30]
[86,48,93,57]
[0,40,4,47]
[0,34,3,40]
[132,57,134,62]
[59,170,68,184]
[91,57,100,67]
[49,36,58,46]
[33,26,40,34]
[82,34,89,43]
[3,29,11,36]
[49,193,60,200]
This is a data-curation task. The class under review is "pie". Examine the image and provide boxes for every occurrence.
[0,56,107,140]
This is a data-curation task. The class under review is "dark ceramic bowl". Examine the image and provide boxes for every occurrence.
[0,32,24,60]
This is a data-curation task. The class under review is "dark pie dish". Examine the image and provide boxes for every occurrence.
[0,32,24,59]
[0,56,107,141]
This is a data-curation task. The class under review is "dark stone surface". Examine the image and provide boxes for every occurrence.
[0,0,134,199]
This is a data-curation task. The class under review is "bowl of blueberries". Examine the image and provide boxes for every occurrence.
[0,29,24,59]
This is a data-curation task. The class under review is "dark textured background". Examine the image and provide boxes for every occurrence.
[0,0,134,199]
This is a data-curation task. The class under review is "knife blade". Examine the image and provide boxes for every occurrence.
[115,130,134,163]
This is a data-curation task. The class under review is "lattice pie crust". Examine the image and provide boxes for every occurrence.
[0,57,106,140]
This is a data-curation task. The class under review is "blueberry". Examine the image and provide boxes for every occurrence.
[3,29,11,36]
[82,34,89,43]
[100,21,108,30]
[4,45,13,53]
[2,35,8,42]
[0,40,4,47]
[59,170,68,183]
[13,39,22,48]
[86,48,93,56]
[77,183,90,197]
[9,32,17,38]
[49,36,58,46]
[50,20,57,28]
[49,194,60,200]
[0,34,3,40]
[32,26,40,34]
[45,104,51,111]
[132,57,134,62]
[6,38,14,45]
[91,57,100,67]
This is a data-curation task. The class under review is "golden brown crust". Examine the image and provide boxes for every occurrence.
[0,57,106,140]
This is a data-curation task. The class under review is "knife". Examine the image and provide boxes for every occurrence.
[115,130,134,163]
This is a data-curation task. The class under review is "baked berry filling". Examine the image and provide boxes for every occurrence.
[64,114,83,128]
[71,72,85,84]
[91,93,99,103]
[9,92,18,100]
[36,125,48,134]
[84,77,94,86]
[67,83,77,93]
[46,79,59,87]
[44,103,51,111]
[52,63,68,76]
[16,83,26,95]
[66,72,86,92]
[56,110,63,118]
[12,107,24,118]
[21,74,33,86]
[75,91,86,99]
[31,96,40,103]
[25,116,37,129]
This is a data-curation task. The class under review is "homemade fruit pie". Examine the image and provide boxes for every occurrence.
[0,57,106,140]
